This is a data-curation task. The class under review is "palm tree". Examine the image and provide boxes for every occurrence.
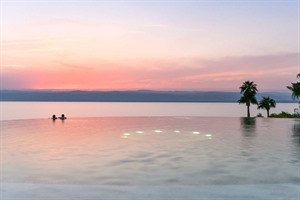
[258,97,276,117]
[287,73,300,99]
[238,81,258,118]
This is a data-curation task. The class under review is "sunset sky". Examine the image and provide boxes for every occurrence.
[1,1,299,91]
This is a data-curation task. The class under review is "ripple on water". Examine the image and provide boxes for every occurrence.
[2,117,300,186]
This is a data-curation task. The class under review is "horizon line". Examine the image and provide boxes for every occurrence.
[1,89,291,93]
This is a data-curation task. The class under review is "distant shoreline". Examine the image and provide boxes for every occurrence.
[0,100,298,103]
[1,90,297,103]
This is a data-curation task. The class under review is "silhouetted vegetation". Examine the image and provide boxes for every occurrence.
[237,74,300,119]
[269,111,300,118]
[238,81,258,118]
[258,97,276,118]
[287,73,300,100]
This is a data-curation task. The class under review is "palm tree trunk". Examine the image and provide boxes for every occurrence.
[267,109,269,118]
[247,105,250,118]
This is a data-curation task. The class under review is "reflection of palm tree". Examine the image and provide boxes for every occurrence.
[258,97,276,118]
[240,117,256,137]
[291,120,300,161]
[238,81,258,118]
[287,73,300,100]
[292,120,300,138]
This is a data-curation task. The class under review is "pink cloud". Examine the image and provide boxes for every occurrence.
[1,53,298,91]
[36,18,83,27]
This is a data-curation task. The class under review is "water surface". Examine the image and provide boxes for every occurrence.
[1,102,298,120]
[2,117,300,199]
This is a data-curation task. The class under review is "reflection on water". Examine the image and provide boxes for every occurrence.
[240,117,256,137]
[291,120,300,161]
[2,117,299,188]
[2,102,299,120]
[292,120,300,138]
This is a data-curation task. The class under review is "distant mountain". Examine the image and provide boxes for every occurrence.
[0,90,297,103]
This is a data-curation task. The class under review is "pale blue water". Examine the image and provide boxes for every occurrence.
[1,116,300,199]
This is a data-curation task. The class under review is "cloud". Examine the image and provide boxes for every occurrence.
[1,38,86,53]
[0,64,24,67]
[1,39,47,52]
[1,39,41,46]
[55,61,93,70]
[36,18,83,26]
[191,53,298,73]
[1,52,298,91]
[142,23,167,28]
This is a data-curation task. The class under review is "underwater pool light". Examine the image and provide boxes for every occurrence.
[136,131,144,134]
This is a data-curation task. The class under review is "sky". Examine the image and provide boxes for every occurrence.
[1,0,299,91]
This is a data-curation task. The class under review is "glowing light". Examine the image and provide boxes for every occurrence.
[136,131,144,134]
[154,130,163,133]
[205,134,212,137]
[174,130,180,133]
[192,131,200,135]
[122,133,131,139]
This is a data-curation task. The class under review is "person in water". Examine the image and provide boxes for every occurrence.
[52,115,57,120]
[59,114,67,120]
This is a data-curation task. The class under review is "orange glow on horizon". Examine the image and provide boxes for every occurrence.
[2,1,298,91]
[2,55,297,91]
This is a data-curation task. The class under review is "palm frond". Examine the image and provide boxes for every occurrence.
[258,96,276,110]
[287,82,300,100]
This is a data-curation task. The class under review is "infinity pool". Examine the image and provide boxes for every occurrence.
[1,117,300,199]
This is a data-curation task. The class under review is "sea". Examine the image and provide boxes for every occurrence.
[1,102,299,120]
[1,102,300,200]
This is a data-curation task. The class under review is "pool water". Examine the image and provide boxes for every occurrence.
[1,117,300,199]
